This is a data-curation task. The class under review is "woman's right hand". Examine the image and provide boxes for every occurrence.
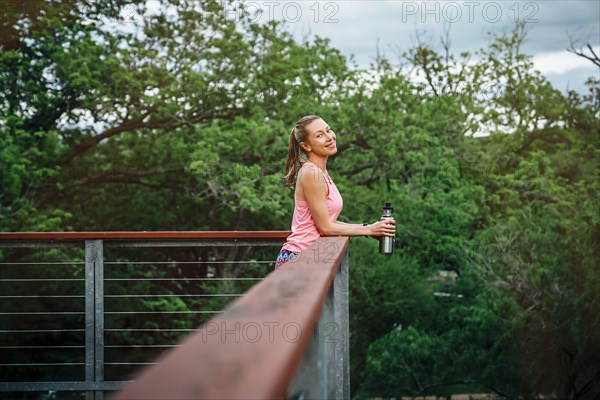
[367,218,396,238]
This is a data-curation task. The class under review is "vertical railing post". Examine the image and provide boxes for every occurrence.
[319,277,334,399]
[286,247,350,399]
[85,240,104,400]
[94,240,104,400]
[333,248,350,399]
[85,241,95,400]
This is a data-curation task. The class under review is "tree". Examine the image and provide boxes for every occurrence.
[2,3,598,398]
[354,23,599,399]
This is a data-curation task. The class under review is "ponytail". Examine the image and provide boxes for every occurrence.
[284,115,321,188]
[284,128,301,188]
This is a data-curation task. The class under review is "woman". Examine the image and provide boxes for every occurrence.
[275,115,396,269]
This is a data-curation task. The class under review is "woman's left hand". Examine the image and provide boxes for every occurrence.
[366,218,396,239]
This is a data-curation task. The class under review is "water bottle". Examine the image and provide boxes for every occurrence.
[379,202,394,255]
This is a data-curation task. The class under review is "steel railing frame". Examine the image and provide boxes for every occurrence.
[112,236,351,400]
[0,231,290,400]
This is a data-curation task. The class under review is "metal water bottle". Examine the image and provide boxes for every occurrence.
[379,202,394,254]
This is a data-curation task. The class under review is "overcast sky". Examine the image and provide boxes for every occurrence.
[237,0,599,94]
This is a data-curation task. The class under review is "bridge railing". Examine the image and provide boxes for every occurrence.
[0,232,350,399]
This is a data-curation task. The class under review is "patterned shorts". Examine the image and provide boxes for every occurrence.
[275,249,298,269]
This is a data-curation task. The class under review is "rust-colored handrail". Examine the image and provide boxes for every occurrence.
[0,231,291,240]
[111,236,350,400]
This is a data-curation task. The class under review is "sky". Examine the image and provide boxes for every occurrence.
[231,0,599,94]
[78,0,598,135]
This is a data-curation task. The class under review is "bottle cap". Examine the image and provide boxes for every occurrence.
[383,202,394,212]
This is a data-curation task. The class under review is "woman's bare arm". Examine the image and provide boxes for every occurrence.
[300,165,395,237]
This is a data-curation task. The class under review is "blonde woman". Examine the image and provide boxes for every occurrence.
[275,115,396,268]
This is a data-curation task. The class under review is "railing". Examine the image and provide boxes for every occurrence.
[0,232,350,399]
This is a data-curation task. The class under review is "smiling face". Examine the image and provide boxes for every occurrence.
[300,118,337,157]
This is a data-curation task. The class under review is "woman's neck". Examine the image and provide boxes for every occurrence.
[307,155,328,171]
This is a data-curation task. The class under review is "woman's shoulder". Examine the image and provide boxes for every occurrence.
[300,161,318,170]
[297,163,322,182]
[297,163,329,198]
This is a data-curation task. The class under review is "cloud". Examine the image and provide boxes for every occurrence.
[532,47,600,74]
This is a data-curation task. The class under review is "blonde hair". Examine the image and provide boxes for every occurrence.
[284,115,322,188]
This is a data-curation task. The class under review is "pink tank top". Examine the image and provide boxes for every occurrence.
[281,163,344,254]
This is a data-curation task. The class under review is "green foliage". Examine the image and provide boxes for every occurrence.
[350,22,599,400]
[1,2,598,399]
